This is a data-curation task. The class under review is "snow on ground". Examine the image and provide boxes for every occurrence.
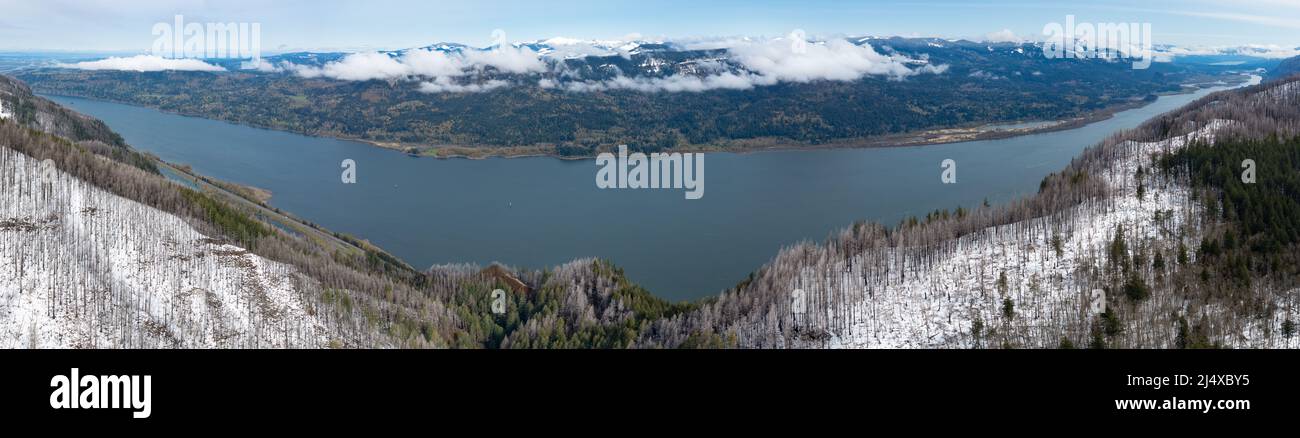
[1,147,329,348]
[794,120,1297,348]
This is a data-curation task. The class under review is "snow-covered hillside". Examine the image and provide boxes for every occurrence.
[638,78,1300,349]
[1,146,331,348]
[759,117,1295,349]
[807,120,1288,348]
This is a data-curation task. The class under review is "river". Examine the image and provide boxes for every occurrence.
[44,76,1255,301]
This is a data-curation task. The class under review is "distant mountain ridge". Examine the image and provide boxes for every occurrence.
[251,38,1300,66]
[21,36,1248,157]
[1268,55,1300,81]
[0,74,124,146]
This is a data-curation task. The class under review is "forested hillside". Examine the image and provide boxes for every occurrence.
[1267,54,1300,81]
[632,77,1300,348]
[0,120,705,347]
[1,75,692,348]
[0,75,125,146]
[17,38,1239,157]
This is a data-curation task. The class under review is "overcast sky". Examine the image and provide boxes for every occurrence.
[1,0,1298,52]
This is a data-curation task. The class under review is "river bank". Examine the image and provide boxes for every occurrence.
[38,75,1260,301]
[35,75,1253,161]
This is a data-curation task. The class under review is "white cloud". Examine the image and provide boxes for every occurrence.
[729,38,922,82]
[1236,44,1300,58]
[550,37,945,93]
[556,72,776,93]
[418,77,509,93]
[59,55,224,72]
[983,29,1022,43]
[241,59,282,72]
[968,69,1004,80]
[462,47,548,74]
[1157,44,1300,59]
[292,52,405,80]
[278,36,946,93]
[285,46,546,86]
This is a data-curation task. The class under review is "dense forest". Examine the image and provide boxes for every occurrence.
[16,38,1238,156]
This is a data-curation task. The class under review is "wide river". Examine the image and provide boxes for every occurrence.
[45,78,1252,301]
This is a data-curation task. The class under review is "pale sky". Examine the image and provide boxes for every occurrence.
[1,0,1298,52]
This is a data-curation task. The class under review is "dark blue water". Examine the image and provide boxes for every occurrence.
[45,81,1244,302]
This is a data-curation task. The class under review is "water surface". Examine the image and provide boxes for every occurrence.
[45,79,1248,301]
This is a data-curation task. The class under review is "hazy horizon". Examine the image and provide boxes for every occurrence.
[2,0,1299,52]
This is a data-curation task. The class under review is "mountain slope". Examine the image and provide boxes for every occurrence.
[636,77,1300,349]
[1,147,330,347]
[0,77,461,348]
[0,75,696,348]
[1268,55,1300,81]
[0,74,125,147]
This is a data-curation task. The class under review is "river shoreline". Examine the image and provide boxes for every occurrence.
[280,92,1198,160]
[367,77,1259,159]
[36,75,1259,301]
[35,76,1253,161]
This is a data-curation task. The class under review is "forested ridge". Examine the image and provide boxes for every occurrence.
[1266,54,1300,82]
[17,38,1239,157]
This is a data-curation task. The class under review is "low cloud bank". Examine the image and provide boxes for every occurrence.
[286,47,546,81]
[549,38,947,92]
[543,72,775,92]
[270,36,948,93]
[1158,44,1300,59]
[983,29,1023,43]
[59,55,224,72]
[732,38,922,81]
[271,46,543,93]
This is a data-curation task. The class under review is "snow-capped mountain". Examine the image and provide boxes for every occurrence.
[1154,44,1300,60]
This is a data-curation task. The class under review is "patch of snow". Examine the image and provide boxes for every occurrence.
[778,120,1297,348]
[0,147,331,348]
